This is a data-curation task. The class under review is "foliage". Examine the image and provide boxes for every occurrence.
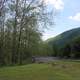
[0,0,54,66]
[47,28,80,58]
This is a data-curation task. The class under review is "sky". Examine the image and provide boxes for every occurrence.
[42,0,80,40]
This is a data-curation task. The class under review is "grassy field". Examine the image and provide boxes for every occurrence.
[0,61,80,80]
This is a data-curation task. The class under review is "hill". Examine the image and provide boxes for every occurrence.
[47,27,80,48]
[46,27,80,57]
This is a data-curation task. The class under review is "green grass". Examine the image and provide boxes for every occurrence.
[0,61,80,80]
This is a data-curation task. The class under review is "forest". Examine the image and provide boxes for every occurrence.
[47,27,80,59]
[0,0,80,80]
[0,0,80,66]
[0,0,54,66]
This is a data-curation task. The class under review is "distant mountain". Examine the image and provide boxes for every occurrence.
[46,27,80,49]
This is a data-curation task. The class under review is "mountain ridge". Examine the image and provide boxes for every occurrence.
[46,27,80,49]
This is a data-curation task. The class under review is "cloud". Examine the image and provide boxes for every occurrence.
[42,33,54,40]
[44,0,64,10]
[69,13,80,21]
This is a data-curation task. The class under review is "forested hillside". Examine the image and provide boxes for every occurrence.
[47,27,80,58]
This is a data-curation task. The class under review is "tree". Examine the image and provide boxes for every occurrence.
[60,44,71,58]
[71,36,80,58]
[52,44,58,56]
[0,0,54,65]
[0,0,6,65]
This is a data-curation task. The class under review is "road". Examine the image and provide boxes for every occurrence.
[33,57,59,63]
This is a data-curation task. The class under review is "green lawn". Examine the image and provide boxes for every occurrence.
[0,61,80,80]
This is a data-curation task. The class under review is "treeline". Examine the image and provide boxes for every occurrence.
[0,0,53,66]
[52,36,80,58]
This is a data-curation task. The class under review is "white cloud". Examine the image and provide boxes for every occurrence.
[44,0,64,10]
[69,13,80,21]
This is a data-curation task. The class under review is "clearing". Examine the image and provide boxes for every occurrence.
[0,61,80,80]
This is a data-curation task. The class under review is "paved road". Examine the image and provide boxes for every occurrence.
[33,57,59,63]
[32,56,80,63]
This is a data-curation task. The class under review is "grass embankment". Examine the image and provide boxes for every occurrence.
[0,61,80,80]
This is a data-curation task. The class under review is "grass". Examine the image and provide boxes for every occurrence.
[0,61,80,80]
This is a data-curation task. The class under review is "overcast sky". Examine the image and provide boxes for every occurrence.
[42,0,80,40]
